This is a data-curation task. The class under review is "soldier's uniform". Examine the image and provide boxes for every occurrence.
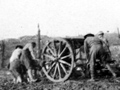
[84,36,104,80]
[9,46,23,83]
[20,42,37,83]
[97,31,116,78]
[97,31,109,52]
[21,43,36,70]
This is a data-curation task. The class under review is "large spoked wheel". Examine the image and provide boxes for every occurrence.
[42,38,74,82]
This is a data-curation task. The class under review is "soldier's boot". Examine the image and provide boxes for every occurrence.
[106,64,116,78]
[88,68,95,82]
[16,76,22,83]
[88,72,95,82]
[27,69,37,83]
[13,78,16,84]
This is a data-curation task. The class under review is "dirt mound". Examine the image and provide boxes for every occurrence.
[1,75,120,90]
[1,69,120,90]
[1,78,120,90]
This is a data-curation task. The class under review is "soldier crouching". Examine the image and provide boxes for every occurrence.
[8,45,23,83]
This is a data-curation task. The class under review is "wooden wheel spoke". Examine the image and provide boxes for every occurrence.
[52,63,57,78]
[44,54,55,60]
[58,42,61,55]
[59,60,71,67]
[47,46,55,56]
[53,41,57,56]
[59,44,67,57]
[61,54,71,60]
[57,63,61,79]
[60,63,67,75]
[47,62,55,74]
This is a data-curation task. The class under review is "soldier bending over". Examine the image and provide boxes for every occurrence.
[20,42,38,83]
[84,33,116,81]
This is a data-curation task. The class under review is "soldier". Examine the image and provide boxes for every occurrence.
[97,31,109,47]
[84,33,116,81]
[9,45,23,83]
[20,42,38,83]
[97,31,110,52]
[97,31,116,77]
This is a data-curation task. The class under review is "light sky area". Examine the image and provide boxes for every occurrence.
[0,0,120,40]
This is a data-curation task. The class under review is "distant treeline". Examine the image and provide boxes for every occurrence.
[104,33,120,45]
[77,33,120,45]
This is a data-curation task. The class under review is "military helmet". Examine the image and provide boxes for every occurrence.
[84,33,94,39]
[97,31,104,35]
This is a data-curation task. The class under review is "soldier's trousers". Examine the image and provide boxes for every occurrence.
[9,59,23,80]
[89,44,103,78]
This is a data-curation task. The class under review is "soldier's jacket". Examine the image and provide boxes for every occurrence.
[84,36,103,59]
[102,38,109,46]
[99,37,110,53]
[84,36,104,59]
[84,36,111,63]
[23,43,36,60]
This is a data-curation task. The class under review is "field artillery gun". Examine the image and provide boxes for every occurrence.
[41,37,119,82]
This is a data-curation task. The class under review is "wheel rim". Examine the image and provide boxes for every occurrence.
[42,38,74,82]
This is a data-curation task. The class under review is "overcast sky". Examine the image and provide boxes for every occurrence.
[0,0,120,39]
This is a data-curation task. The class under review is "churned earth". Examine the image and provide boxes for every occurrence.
[1,70,120,90]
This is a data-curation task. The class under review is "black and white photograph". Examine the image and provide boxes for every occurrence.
[0,0,120,90]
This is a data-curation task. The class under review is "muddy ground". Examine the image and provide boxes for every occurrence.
[1,70,120,90]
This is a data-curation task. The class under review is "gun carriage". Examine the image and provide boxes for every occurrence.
[41,37,119,82]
